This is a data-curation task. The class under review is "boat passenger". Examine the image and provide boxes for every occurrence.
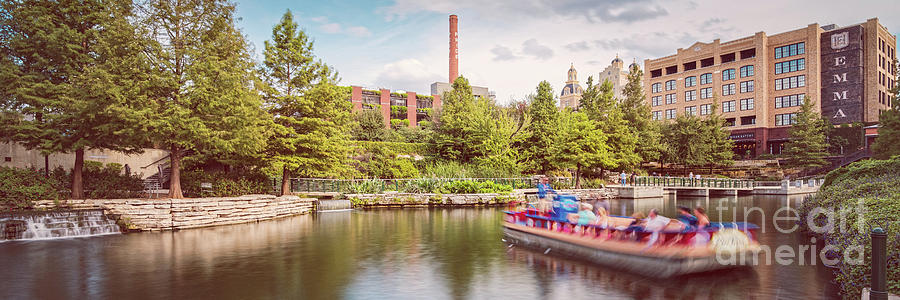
[593,206,609,229]
[535,176,556,212]
[644,209,675,247]
[694,206,710,229]
[693,206,712,246]
[676,206,698,229]
[576,203,597,226]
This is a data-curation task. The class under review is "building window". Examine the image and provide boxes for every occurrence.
[651,96,662,106]
[741,116,756,125]
[774,75,805,91]
[722,100,735,113]
[740,65,754,78]
[740,98,754,111]
[665,109,677,119]
[665,80,676,91]
[685,106,697,116]
[652,83,661,93]
[700,104,711,115]
[722,69,735,81]
[775,94,805,108]
[665,93,677,104]
[685,90,697,102]
[700,87,713,99]
[740,80,754,93]
[774,42,805,59]
[652,111,662,120]
[722,83,735,96]
[774,58,805,74]
[725,118,736,126]
[700,73,712,85]
[775,113,798,126]
[685,76,696,87]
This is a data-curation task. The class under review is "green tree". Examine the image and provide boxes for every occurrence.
[872,60,900,159]
[141,0,274,198]
[351,109,387,142]
[0,0,153,199]
[431,77,521,173]
[580,78,640,172]
[701,96,735,168]
[260,11,350,195]
[521,81,559,174]
[783,97,829,171]
[660,115,708,169]
[551,111,611,188]
[621,64,664,163]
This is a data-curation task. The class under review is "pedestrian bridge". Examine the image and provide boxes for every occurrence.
[629,176,822,196]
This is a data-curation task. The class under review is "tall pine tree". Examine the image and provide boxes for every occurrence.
[621,64,663,163]
[580,78,640,173]
[260,10,350,195]
[783,97,829,171]
[0,0,153,199]
[521,81,559,174]
[140,0,273,198]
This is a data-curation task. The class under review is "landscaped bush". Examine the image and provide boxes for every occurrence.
[180,169,271,198]
[80,161,144,199]
[422,161,521,178]
[438,180,512,194]
[797,157,900,299]
[0,167,62,209]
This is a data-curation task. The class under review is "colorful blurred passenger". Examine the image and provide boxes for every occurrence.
[535,176,555,212]
[576,202,597,226]
[676,206,698,229]
[694,206,710,229]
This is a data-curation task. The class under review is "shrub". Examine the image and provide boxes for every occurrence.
[344,179,383,194]
[438,180,512,194]
[0,167,62,209]
[81,162,144,199]
[180,170,271,197]
[797,157,900,298]
[422,161,521,178]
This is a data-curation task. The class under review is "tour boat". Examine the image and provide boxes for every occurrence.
[502,199,761,278]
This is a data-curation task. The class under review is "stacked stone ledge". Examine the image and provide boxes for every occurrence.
[29,195,315,231]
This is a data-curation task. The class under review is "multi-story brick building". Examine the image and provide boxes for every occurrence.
[644,18,896,157]
[347,86,441,129]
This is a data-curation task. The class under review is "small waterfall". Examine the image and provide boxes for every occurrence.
[317,200,352,212]
[1,210,121,241]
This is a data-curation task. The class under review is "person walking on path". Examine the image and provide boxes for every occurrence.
[620,171,627,186]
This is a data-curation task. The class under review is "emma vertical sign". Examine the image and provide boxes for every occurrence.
[820,26,864,124]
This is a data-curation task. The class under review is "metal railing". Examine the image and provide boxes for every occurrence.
[633,176,755,189]
[289,177,574,194]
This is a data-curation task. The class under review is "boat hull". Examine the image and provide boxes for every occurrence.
[503,224,756,278]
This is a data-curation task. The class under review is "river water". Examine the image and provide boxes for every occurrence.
[0,194,840,299]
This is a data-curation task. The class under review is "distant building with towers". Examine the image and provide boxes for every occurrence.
[560,64,583,109]
[597,55,640,100]
[431,14,493,100]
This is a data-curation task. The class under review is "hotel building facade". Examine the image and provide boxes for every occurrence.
[644,18,896,157]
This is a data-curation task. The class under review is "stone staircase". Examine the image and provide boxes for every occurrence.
[142,161,171,197]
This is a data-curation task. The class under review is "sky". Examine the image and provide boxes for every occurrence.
[234,0,899,104]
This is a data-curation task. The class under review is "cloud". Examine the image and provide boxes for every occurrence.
[373,59,442,92]
[311,16,372,37]
[376,0,670,24]
[346,26,373,37]
[591,31,700,58]
[565,41,591,52]
[491,45,519,61]
[522,39,554,60]
[319,23,343,34]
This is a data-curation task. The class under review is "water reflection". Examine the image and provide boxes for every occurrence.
[0,197,840,299]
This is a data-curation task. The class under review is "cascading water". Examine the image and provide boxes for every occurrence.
[0,210,120,241]
[316,200,352,212]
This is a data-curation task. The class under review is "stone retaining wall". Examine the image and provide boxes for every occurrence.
[27,195,314,231]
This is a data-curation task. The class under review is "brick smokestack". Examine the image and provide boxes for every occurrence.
[449,14,458,84]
